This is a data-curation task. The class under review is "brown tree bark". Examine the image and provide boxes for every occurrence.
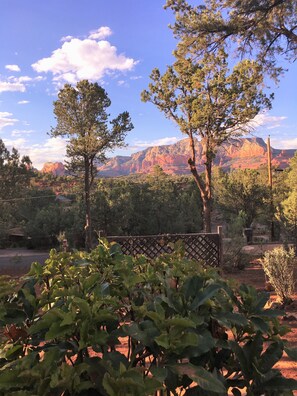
[84,157,92,251]
[187,134,212,232]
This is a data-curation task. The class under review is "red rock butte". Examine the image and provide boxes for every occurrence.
[41,137,296,177]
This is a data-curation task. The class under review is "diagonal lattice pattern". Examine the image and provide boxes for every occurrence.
[107,233,221,267]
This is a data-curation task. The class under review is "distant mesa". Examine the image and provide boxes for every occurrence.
[40,137,296,177]
[41,162,65,176]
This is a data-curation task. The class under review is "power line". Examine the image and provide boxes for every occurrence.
[0,194,79,203]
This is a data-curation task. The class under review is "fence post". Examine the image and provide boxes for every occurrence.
[217,226,223,267]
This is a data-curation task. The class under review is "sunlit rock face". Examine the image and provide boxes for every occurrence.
[41,162,65,176]
[40,137,296,177]
[97,137,296,176]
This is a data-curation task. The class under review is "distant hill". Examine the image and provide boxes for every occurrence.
[41,137,296,177]
[41,162,65,176]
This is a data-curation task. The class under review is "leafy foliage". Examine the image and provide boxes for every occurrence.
[0,139,33,246]
[0,241,296,395]
[213,168,270,229]
[261,246,296,305]
[142,42,272,231]
[165,0,297,79]
[92,175,203,236]
[51,80,133,249]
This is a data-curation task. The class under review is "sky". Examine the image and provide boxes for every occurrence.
[0,0,296,169]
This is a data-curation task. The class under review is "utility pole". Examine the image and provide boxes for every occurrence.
[267,136,275,240]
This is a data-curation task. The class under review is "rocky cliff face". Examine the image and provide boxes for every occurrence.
[98,137,296,176]
[41,162,66,176]
[40,137,296,177]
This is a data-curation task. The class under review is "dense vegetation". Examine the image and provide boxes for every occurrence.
[51,80,133,250]
[0,242,296,395]
[1,136,297,250]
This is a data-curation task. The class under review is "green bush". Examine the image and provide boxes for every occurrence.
[0,241,296,395]
[261,246,296,305]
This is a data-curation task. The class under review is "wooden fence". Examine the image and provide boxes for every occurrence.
[107,232,222,267]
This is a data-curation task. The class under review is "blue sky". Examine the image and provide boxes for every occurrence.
[0,0,296,169]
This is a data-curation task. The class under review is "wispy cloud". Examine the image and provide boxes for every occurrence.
[0,112,18,130]
[117,80,129,87]
[88,26,112,40]
[130,137,181,151]
[0,75,44,93]
[3,136,67,169]
[0,80,25,93]
[60,35,74,42]
[18,100,30,105]
[249,112,287,130]
[272,137,297,149]
[11,129,33,137]
[32,26,137,84]
[2,137,26,149]
[5,64,21,72]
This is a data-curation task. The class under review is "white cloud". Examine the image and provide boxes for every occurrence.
[61,35,74,42]
[0,80,25,93]
[3,136,67,169]
[28,137,67,169]
[249,112,287,130]
[32,27,137,84]
[3,137,26,148]
[0,75,43,93]
[18,100,30,105]
[130,137,181,151]
[5,64,21,72]
[130,75,142,80]
[11,129,33,137]
[0,112,18,130]
[271,137,297,150]
[117,80,128,87]
[88,26,112,40]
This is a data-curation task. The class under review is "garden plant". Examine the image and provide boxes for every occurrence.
[0,240,296,395]
[261,246,296,306]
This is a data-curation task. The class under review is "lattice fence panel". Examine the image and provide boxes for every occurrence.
[107,233,221,267]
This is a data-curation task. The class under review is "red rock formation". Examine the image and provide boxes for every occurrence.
[97,137,296,176]
[40,137,296,177]
[41,162,65,176]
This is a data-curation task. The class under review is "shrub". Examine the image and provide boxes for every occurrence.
[222,237,249,271]
[261,246,296,305]
[0,240,296,395]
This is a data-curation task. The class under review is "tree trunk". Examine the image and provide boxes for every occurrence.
[187,135,213,233]
[203,155,212,233]
[84,158,92,251]
[203,197,212,233]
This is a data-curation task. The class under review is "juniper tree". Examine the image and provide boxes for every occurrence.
[165,0,297,80]
[142,49,272,231]
[51,80,133,250]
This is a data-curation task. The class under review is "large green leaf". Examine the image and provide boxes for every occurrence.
[284,346,297,361]
[173,364,225,393]
[260,342,283,373]
[264,377,297,391]
[0,370,26,390]
[190,284,222,310]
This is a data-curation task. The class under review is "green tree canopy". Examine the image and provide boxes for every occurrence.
[51,80,133,249]
[142,48,272,231]
[213,168,270,229]
[0,139,32,199]
[0,139,33,245]
[165,0,297,79]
